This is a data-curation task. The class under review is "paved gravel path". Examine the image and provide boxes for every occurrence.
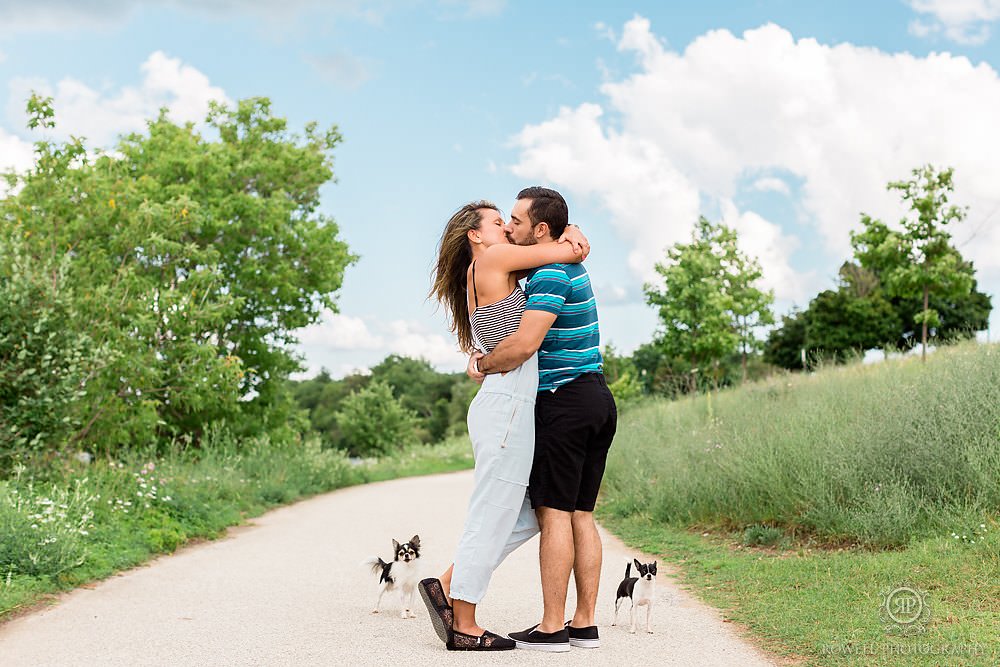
[0,471,779,666]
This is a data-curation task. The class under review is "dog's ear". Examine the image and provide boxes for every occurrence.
[633,558,642,572]
[392,539,400,552]
[410,535,420,548]
[651,561,658,574]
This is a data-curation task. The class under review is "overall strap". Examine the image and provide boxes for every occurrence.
[471,261,479,308]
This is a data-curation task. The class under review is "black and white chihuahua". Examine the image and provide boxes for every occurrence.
[363,535,421,619]
[613,558,657,634]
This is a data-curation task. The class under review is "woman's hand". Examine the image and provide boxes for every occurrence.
[558,224,590,260]
[467,352,486,384]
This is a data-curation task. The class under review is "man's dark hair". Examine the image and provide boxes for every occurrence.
[517,186,568,239]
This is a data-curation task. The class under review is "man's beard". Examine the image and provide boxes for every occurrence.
[507,233,535,247]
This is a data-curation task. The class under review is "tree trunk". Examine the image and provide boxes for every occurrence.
[690,354,697,394]
[741,315,748,383]
[921,284,929,363]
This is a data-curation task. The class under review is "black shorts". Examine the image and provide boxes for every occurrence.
[529,373,617,513]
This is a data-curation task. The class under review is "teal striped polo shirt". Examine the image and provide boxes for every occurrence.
[524,263,603,391]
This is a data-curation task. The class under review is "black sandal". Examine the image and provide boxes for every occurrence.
[447,629,515,651]
[418,578,454,645]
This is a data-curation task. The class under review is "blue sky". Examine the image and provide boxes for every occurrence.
[1,0,998,377]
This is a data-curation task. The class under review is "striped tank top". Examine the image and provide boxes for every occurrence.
[469,261,525,353]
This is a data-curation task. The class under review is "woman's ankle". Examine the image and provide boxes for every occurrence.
[453,622,485,636]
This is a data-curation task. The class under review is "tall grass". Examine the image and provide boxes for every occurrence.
[601,341,1000,547]
[1,429,473,619]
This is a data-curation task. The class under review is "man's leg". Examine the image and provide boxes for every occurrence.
[536,506,575,633]
[569,510,602,628]
[567,375,617,628]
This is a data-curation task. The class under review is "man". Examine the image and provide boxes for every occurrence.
[469,186,617,652]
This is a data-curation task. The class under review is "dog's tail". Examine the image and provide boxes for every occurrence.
[362,557,389,577]
[624,557,632,579]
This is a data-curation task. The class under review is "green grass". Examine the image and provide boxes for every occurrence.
[599,514,1000,666]
[599,341,1000,665]
[602,341,1000,547]
[0,431,473,622]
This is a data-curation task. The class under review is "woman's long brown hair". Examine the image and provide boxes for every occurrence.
[430,201,498,353]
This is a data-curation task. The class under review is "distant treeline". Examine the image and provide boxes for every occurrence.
[288,355,479,457]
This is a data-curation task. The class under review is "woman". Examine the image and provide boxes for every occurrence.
[420,200,588,651]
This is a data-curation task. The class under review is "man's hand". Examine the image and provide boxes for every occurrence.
[467,352,485,384]
[558,224,590,259]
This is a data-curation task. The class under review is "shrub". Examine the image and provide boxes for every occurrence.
[0,232,110,471]
[742,524,784,547]
[334,380,420,457]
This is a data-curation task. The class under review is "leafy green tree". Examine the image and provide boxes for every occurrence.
[288,369,368,449]
[728,247,775,381]
[601,343,643,406]
[890,280,990,345]
[288,355,481,448]
[630,341,688,397]
[369,355,455,442]
[764,264,901,370]
[802,288,900,359]
[763,308,807,370]
[851,166,974,361]
[0,232,111,469]
[334,380,419,457]
[644,217,773,391]
[2,94,355,454]
[443,378,479,438]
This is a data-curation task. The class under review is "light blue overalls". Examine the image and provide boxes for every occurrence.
[449,279,541,604]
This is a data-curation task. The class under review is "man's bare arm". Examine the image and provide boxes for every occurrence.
[477,310,557,374]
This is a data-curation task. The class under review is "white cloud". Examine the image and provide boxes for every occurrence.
[0,50,6,64]
[0,127,35,195]
[386,319,467,370]
[297,311,385,350]
[594,21,617,43]
[292,313,468,377]
[908,19,937,38]
[512,102,701,281]
[907,0,1000,44]
[511,18,1000,307]
[719,199,814,302]
[751,176,791,195]
[6,51,229,148]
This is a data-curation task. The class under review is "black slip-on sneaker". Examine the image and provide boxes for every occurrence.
[565,621,600,648]
[508,624,571,653]
[446,629,515,651]
[417,578,453,645]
